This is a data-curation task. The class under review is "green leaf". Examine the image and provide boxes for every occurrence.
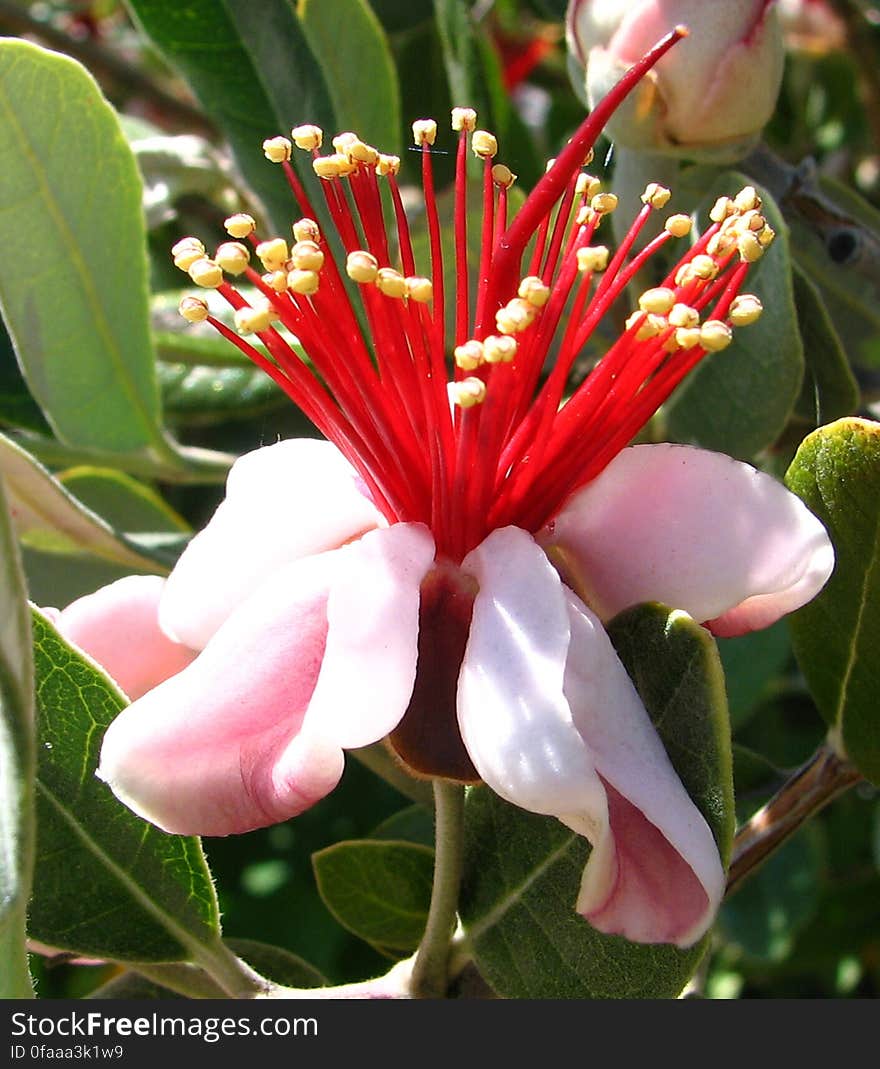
[720,825,825,963]
[0,477,35,997]
[0,41,169,457]
[369,804,434,847]
[125,0,336,235]
[28,608,222,964]
[159,361,286,426]
[460,603,734,999]
[298,0,400,153]
[0,321,49,434]
[312,839,434,950]
[58,468,190,536]
[791,268,859,426]
[225,937,326,988]
[717,620,792,731]
[666,172,804,459]
[0,432,169,573]
[785,417,880,783]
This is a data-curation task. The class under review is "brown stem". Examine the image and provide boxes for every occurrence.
[726,741,862,896]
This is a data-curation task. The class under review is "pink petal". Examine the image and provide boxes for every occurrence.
[544,444,834,631]
[458,526,723,946]
[97,550,345,835]
[306,523,436,749]
[97,524,432,836]
[562,594,724,947]
[160,439,384,650]
[55,576,197,700]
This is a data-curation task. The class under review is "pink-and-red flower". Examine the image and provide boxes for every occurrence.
[58,29,833,948]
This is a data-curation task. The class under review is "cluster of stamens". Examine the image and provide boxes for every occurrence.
[172,29,769,561]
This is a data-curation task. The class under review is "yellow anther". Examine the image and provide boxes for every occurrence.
[291,124,323,151]
[405,276,434,303]
[347,140,379,166]
[734,186,761,213]
[287,269,320,296]
[188,258,223,288]
[234,306,272,335]
[172,238,207,271]
[259,298,282,324]
[577,245,609,273]
[332,131,359,154]
[263,136,292,163]
[224,213,256,239]
[639,287,676,315]
[483,334,517,364]
[729,294,763,326]
[740,210,766,232]
[737,231,764,262]
[292,218,321,244]
[412,119,438,147]
[706,231,736,257]
[312,153,356,179]
[472,130,498,159]
[264,270,288,293]
[757,224,775,248]
[641,183,672,209]
[575,173,602,200]
[451,107,477,133]
[454,340,484,371]
[256,238,289,271]
[625,311,664,341]
[178,295,209,323]
[449,377,487,409]
[710,196,735,223]
[376,268,408,299]
[377,154,401,177]
[495,298,536,335]
[675,326,702,349]
[668,303,699,329]
[214,241,250,276]
[291,240,324,272]
[590,192,618,215]
[492,164,517,189]
[690,254,719,280]
[346,250,379,284]
[518,275,550,308]
[663,332,682,353]
[575,206,593,227]
[699,320,734,351]
[664,214,692,238]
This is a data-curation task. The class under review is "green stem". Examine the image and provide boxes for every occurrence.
[189,940,272,999]
[411,781,466,999]
[350,743,435,806]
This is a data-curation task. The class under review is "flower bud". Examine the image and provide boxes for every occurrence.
[566,0,785,161]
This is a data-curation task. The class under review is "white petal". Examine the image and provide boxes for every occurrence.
[160,439,383,649]
[545,444,833,628]
[458,526,607,819]
[308,523,436,749]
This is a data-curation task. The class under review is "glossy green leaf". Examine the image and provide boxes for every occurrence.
[0,432,168,574]
[0,41,169,457]
[785,417,880,783]
[160,361,286,426]
[0,477,35,997]
[666,173,804,459]
[460,603,733,999]
[125,0,336,235]
[28,608,222,963]
[299,0,400,153]
[792,268,859,426]
[59,468,190,536]
[312,839,434,950]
